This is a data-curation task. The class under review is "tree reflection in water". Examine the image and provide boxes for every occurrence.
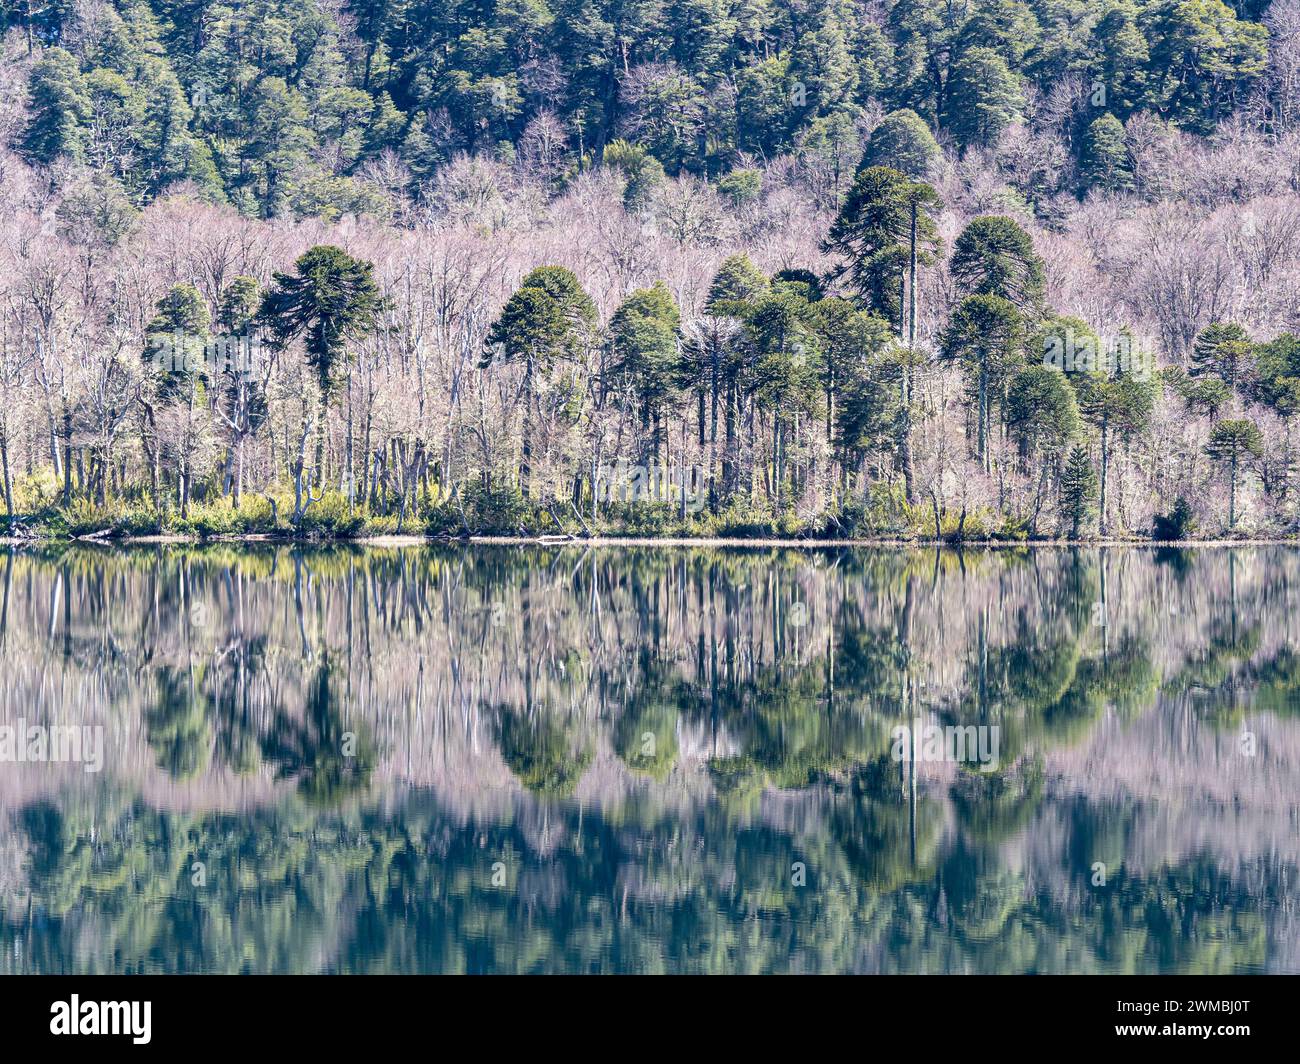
[0,544,1296,972]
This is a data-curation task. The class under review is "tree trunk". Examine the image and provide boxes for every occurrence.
[908,201,919,348]
[0,432,11,516]
[977,361,988,474]
[1229,454,1238,529]
[521,359,533,499]
[314,386,329,489]
[61,408,72,506]
[1099,422,1110,536]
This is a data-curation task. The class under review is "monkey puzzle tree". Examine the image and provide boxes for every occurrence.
[746,289,822,506]
[950,215,1046,312]
[834,337,904,501]
[1071,361,1156,536]
[824,165,940,334]
[1189,321,1252,400]
[144,283,211,516]
[1006,365,1081,460]
[809,296,892,444]
[1006,365,1081,533]
[607,281,686,472]
[258,245,385,502]
[940,294,1025,473]
[700,254,768,504]
[1164,363,1231,421]
[1251,333,1300,501]
[1251,333,1300,418]
[824,165,940,501]
[1205,418,1264,530]
[485,266,597,499]
[214,276,267,505]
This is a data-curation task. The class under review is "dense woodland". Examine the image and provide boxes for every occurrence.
[1,0,1300,537]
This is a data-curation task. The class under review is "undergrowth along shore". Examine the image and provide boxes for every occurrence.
[0,483,1263,545]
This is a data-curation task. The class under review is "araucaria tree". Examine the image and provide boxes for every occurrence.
[824,165,940,501]
[1205,419,1264,530]
[608,281,685,473]
[259,246,386,515]
[485,267,597,500]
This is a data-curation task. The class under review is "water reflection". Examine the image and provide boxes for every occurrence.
[0,545,1296,973]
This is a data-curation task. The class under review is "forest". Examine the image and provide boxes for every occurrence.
[0,0,1299,539]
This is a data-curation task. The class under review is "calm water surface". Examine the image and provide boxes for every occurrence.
[0,544,1297,973]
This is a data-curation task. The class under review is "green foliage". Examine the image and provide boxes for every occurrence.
[1059,444,1099,537]
[860,108,941,178]
[458,483,536,535]
[1205,419,1264,467]
[1205,418,1264,529]
[259,245,386,401]
[705,254,769,315]
[1153,496,1197,540]
[24,48,91,163]
[1081,113,1133,193]
[487,266,597,371]
[1190,321,1252,395]
[608,282,686,417]
[293,491,366,537]
[950,216,1046,310]
[716,167,762,206]
[942,46,1023,147]
[1251,333,1300,418]
[825,166,941,324]
[6,0,1272,218]
[1006,365,1081,458]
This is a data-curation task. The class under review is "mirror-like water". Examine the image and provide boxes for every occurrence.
[0,544,1296,973]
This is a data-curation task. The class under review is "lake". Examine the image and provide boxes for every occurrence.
[0,544,1296,973]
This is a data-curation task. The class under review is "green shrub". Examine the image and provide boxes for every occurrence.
[609,500,680,536]
[1153,496,1196,541]
[463,483,535,534]
[296,490,365,537]
[232,494,283,534]
[173,499,237,537]
[706,500,802,538]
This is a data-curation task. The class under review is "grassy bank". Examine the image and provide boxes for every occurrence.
[0,483,1275,546]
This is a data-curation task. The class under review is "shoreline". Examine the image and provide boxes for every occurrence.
[1,532,1294,549]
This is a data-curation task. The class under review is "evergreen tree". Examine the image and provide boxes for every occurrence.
[1205,418,1264,529]
[746,289,822,505]
[1080,113,1133,193]
[940,294,1025,473]
[1059,444,1099,537]
[950,216,1046,311]
[608,282,686,467]
[942,47,1022,148]
[1190,321,1252,397]
[860,108,941,179]
[1141,0,1267,134]
[1006,365,1081,461]
[259,246,386,490]
[485,266,597,499]
[24,48,91,163]
[824,166,940,331]
[1072,360,1157,535]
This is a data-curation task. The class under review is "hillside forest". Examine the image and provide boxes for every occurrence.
[0,0,1299,539]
